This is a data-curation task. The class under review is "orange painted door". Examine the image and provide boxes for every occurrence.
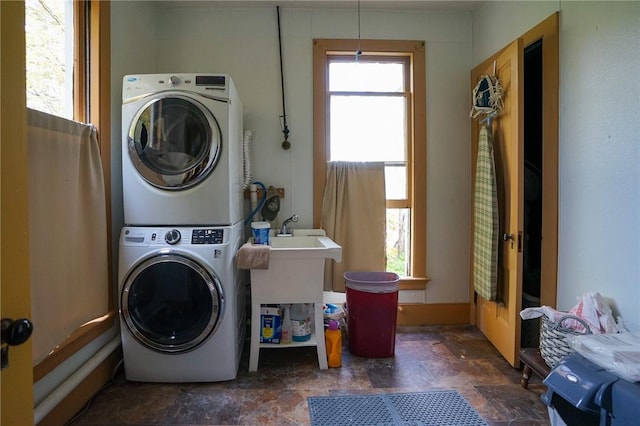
[471,39,524,367]
[1,1,35,424]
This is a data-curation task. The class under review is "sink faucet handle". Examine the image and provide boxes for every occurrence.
[280,214,299,235]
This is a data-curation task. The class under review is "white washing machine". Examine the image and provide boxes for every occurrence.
[122,73,243,226]
[118,223,246,382]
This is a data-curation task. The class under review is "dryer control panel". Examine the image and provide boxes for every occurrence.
[122,73,230,101]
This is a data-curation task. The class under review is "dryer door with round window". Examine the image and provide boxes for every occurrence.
[127,94,222,190]
[120,252,224,353]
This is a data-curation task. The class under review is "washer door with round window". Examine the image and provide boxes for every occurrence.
[120,252,224,353]
[127,94,222,190]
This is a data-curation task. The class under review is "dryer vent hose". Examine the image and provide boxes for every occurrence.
[242,130,255,190]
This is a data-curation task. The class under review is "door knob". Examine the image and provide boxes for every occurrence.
[503,233,514,249]
[502,232,522,251]
[1,318,33,370]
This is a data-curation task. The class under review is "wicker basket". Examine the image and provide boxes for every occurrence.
[539,314,592,368]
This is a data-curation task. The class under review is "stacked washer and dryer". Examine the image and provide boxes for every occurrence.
[119,74,246,382]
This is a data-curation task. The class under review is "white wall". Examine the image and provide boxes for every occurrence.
[111,2,640,325]
[473,1,640,331]
[111,2,475,304]
[110,1,160,287]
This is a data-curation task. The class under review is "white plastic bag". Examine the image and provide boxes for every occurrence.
[520,292,625,335]
[566,292,621,334]
[567,332,640,382]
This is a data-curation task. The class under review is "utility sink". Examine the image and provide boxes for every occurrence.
[270,236,332,249]
[249,229,342,261]
[248,229,342,372]
[268,231,342,261]
[247,229,342,302]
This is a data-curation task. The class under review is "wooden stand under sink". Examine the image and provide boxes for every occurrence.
[249,301,327,371]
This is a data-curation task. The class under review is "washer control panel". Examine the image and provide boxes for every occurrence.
[121,227,227,247]
[191,228,225,245]
[165,229,181,245]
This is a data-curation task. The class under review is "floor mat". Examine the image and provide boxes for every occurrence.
[308,390,489,426]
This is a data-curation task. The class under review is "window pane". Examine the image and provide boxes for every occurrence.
[386,208,410,277]
[385,164,407,200]
[329,62,404,92]
[26,0,74,119]
[329,96,406,162]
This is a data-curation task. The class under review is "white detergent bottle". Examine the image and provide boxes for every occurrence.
[280,304,292,344]
[290,303,311,342]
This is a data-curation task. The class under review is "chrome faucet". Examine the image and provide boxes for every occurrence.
[279,214,299,235]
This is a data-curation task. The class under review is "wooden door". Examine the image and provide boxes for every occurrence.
[470,13,559,367]
[471,39,524,367]
[1,2,35,425]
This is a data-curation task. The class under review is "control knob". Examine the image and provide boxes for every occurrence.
[169,75,180,87]
[165,229,181,245]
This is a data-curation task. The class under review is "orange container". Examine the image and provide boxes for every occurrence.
[325,319,342,368]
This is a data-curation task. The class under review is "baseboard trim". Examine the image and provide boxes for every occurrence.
[397,303,470,326]
[37,348,122,426]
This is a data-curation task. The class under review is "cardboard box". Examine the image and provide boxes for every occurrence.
[260,306,281,343]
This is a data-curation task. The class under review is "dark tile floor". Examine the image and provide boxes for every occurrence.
[69,325,550,425]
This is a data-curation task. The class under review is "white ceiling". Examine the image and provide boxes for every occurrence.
[164,1,486,12]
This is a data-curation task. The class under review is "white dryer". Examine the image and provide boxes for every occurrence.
[118,223,246,382]
[122,73,243,226]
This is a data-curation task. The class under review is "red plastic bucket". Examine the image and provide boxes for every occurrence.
[344,272,399,358]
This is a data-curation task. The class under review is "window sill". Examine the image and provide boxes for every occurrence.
[398,276,430,291]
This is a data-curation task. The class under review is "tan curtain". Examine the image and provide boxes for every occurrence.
[321,161,386,292]
[27,109,109,364]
